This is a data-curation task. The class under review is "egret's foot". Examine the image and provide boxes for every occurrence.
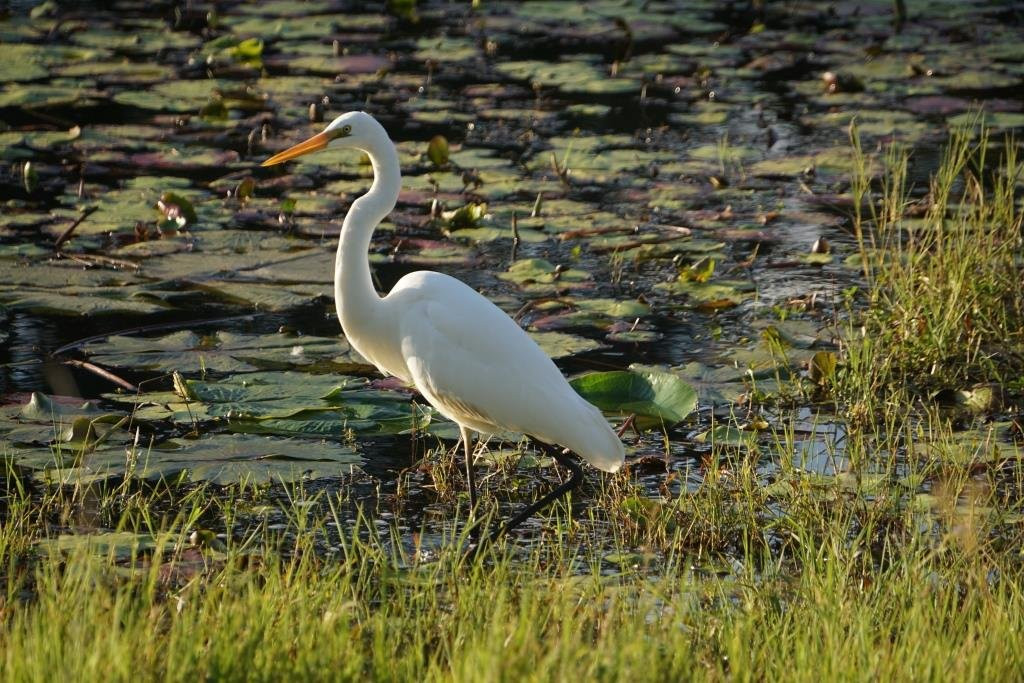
[460,444,583,562]
[490,444,583,544]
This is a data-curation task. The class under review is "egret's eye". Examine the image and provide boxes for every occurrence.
[341,125,352,135]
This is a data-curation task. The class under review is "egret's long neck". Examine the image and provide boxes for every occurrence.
[335,135,400,330]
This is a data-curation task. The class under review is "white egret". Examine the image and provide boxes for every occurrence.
[262,112,624,540]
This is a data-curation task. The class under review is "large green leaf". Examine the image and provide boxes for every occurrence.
[84,331,358,374]
[17,392,108,422]
[121,371,435,437]
[36,532,166,562]
[6,433,362,486]
[569,369,698,428]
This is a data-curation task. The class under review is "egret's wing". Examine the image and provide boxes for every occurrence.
[393,275,623,471]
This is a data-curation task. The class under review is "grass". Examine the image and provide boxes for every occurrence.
[2,462,1023,682]
[2,124,1024,681]
[842,120,1024,414]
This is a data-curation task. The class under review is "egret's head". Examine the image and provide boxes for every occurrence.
[261,111,383,167]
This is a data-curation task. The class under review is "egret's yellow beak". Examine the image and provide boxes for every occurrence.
[260,131,332,167]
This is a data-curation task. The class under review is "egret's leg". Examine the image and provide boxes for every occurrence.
[489,442,583,543]
[460,424,477,513]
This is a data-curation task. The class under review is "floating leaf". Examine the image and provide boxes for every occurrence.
[201,36,264,67]
[499,259,590,286]
[18,392,107,423]
[8,432,363,486]
[83,331,355,374]
[427,135,449,167]
[656,277,757,308]
[135,371,433,437]
[530,331,605,359]
[143,433,362,485]
[439,202,487,229]
[619,496,675,532]
[36,532,165,562]
[570,369,697,429]
[694,424,758,449]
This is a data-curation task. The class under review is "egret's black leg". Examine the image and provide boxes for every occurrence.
[459,425,478,511]
[459,425,483,545]
[488,442,583,544]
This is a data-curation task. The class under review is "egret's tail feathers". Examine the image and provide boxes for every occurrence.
[565,401,625,473]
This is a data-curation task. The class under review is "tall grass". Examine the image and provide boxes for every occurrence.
[2,506,1022,682]
[3,421,1024,682]
[842,121,1024,411]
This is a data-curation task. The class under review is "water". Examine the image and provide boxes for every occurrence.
[1,0,1021,560]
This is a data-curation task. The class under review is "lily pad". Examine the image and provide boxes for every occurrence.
[8,432,363,486]
[131,371,434,437]
[570,369,697,428]
[83,331,354,374]
[0,43,108,83]
[18,392,108,423]
[496,59,640,96]
[529,331,606,359]
[499,258,590,287]
[655,277,757,309]
[36,532,165,562]
[694,424,759,450]
[143,434,363,485]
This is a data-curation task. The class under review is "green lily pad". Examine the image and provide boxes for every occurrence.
[83,331,353,374]
[496,59,640,96]
[57,60,174,82]
[17,392,107,422]
[570,369,698,428]
[112,79,248,113]
[230,15,343,42]
[930,70,1020,91]
[0,82,96,108]
[0,43,108,83]
[655,277,757,309]
[36,532,165,562]
[179,371,361,410]
[949,111,1024,131]
[0,127,81,160]
[671,362,749,406]
[0,279,169,316]
[8,432,363,486]
[414,36,481,63]
[529,331,606,359]
[694,424,759,449]
[143,433,363,485]
[139,371,433,437]
[530,298,651,333]
[499,259,590,287]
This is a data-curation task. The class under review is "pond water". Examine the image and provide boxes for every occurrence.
[1,0,1022,558]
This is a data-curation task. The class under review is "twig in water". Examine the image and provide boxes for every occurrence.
[54,206,98,251]
[616,414,636,438]
[63,359,138,392]
[512,300,534,324]
[510,210,520,262]
[63,253,141,271]
[52,313,260,356]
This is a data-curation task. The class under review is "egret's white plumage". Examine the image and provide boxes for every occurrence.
[262,111,624,488]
